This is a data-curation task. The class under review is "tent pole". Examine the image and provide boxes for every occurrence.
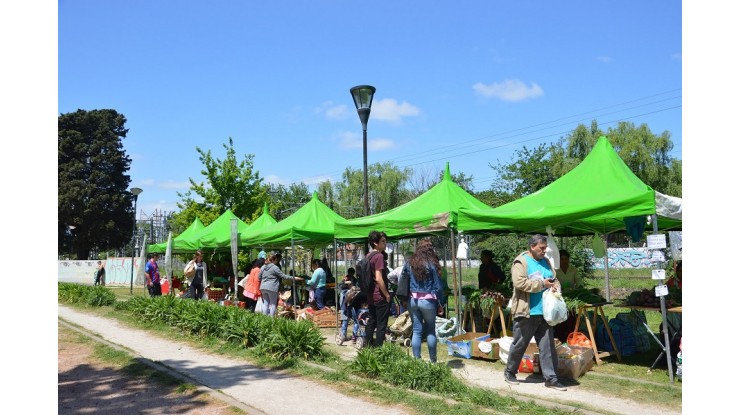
[449,229,462,335]
[291,239,296,317]
[334,238,339,329]
[653,213,674,383]
[603,232,610,302]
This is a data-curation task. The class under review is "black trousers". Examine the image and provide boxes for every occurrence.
[364,298,391,347]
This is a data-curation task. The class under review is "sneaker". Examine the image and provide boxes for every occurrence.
[545,380,567,391]
[504,372,519,385]
[351,335,357,343]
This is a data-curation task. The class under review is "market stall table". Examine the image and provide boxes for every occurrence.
[572,302,622,365]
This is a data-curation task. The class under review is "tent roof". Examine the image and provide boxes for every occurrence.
[195,209,251,250]
[244,192,345,247]
[238,202,277,246]
[148,217,205,253]
[334,163,491,241]
[457,136,662,235]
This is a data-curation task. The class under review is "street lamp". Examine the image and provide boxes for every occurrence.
[129,187,143,294]
[349,85,376,217]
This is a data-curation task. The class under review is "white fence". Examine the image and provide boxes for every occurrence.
[58,257,185,286]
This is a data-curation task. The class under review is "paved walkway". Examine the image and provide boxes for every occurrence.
[59,305,680,415]
[59,305,408,415]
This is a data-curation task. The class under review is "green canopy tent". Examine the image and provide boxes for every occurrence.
[196,209,251,251]
[148,217,205,254]
[238,202,277,247]
[334,162,491,331]
[457,137,661,236]
[245,192,345,248]
[244,192,346,317]
[457,135,680,306]
[334,163,491,241]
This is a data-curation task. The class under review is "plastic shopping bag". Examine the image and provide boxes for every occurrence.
[543,289,568,326]
[255,297,265,314]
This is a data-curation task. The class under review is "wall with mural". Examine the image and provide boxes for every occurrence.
[588,247,666,269]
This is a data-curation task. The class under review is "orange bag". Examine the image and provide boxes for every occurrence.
[567,331,592,348]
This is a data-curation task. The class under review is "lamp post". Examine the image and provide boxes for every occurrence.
[349,85,376,217]
[129,187,143,294]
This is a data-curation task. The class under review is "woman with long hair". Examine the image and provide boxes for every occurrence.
[404,239,444,362]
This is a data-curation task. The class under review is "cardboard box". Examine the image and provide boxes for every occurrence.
[472,337,501,360]
[447,333,490,359]
[498,336,539,365]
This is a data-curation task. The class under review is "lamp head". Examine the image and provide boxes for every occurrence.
[349,85,376,127]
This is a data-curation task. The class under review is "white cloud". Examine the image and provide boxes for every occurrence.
[370,98,421,123]
[368,138,396,151]
[264,174,289,185]
[473,79,544,102]
[339,131,361,149]
[337,130,396,151]
[159,180,190,190]
[596,56,614,63]
[301,175,334,186]
[316,101,350,120]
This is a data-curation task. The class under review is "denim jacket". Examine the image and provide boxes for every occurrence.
[406,262,444,299]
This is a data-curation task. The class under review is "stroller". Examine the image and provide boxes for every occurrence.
[386,310,413,347]
[335,306,370,350]
[335,285,370,350]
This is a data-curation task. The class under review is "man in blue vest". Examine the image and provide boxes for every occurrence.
[504,234,567,391]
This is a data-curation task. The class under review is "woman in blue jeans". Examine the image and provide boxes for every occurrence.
[403,239,445,362]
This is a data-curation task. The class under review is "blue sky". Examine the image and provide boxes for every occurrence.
[56,1,682,218]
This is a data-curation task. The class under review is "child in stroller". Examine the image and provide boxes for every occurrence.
[336,270,369,350]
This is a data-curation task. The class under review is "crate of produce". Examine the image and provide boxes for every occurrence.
[307,308,338,327]
[206,288,224,301]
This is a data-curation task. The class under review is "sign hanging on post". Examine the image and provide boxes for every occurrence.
[230,219,239,295]
[647,234,667,249]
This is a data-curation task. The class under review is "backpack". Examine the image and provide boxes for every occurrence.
[344,285,362,307]
[357,251,380,294]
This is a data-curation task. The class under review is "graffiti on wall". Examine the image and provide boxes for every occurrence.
[59,257,188,285]
[589,248,665,269]
[59,258,144,285]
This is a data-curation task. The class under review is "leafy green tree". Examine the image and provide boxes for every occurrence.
[266,182,311,220]
[334,162,412,217]
[58,109,134,259]
[489,143,561,203]
[172,138,266,229]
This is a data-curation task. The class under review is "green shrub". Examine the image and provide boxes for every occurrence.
[111,295,328,361]
[256,318,327,361]
[58,283,116,306]
[349,343,466,394]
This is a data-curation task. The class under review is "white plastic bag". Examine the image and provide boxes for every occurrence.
[254,297,265,314]
[544,226,560,270]
[543,289,568,326]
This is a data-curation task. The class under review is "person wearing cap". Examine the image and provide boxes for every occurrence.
[257,249,267,260]
[258,252,303,317]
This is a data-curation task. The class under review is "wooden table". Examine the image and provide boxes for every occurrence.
[572,302,622,365]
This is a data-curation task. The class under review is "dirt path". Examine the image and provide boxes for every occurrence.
[58,305,408,415]
[59,321,239,414]
[59,305,679,415]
